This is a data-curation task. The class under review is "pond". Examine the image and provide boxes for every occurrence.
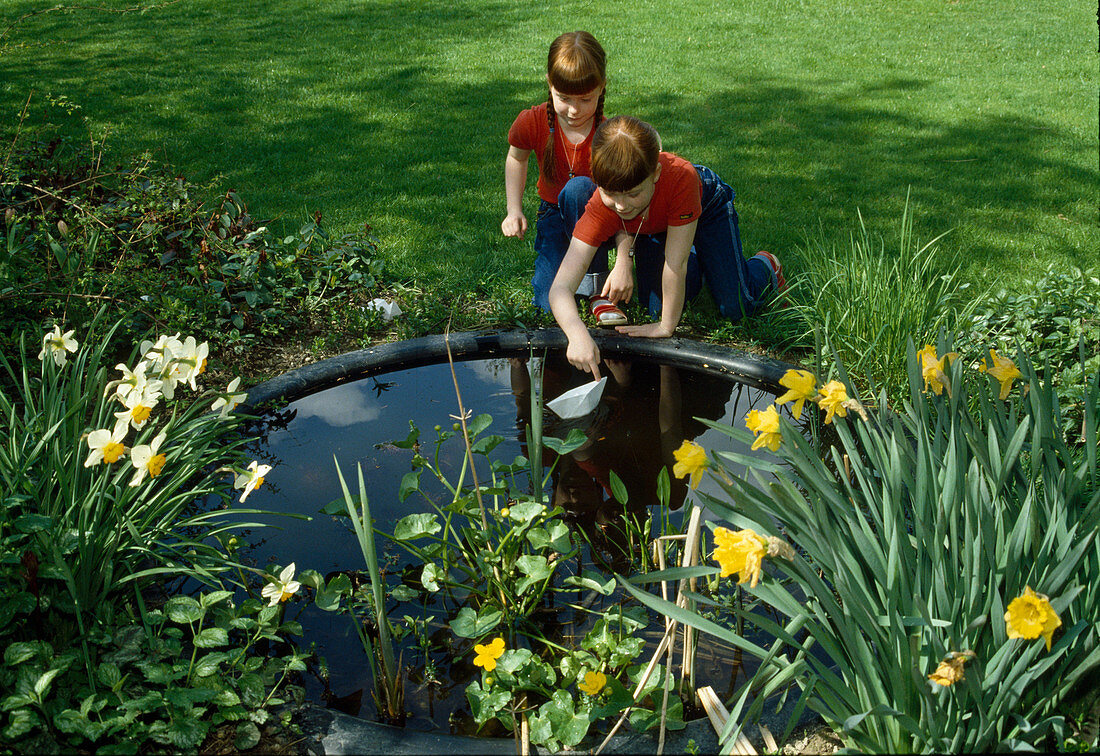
[237,348,791,737]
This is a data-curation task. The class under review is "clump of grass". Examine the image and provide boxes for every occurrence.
[789,195,981,399]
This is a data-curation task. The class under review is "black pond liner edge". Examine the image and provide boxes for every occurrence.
[245,329,816,754]
[244,328,799,410]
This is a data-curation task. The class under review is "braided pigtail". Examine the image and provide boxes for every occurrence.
[541,89,558,184]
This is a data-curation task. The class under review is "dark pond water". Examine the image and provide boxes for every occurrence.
[238,352,787,732]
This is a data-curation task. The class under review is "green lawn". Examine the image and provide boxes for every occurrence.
[2,0,1097,314]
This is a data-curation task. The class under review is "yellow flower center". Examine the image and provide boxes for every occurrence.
[279,589,294,603]
[103,441,125,464]
[254,475,265,490]
[147,453,167,477]
[132,404,152,424]
[199,357,207,374]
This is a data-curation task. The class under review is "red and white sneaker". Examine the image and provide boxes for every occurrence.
[753,251,788,301]
[589,296,628,326]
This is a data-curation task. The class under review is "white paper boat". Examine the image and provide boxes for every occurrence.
[546,377,607,419]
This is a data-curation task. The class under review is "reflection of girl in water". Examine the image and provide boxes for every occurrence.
[509,353,732,570]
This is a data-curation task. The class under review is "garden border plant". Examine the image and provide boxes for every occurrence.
[624,335,1100,753]
[0,315,313,753]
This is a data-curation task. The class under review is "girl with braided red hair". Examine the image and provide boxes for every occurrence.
[502,31,617,313]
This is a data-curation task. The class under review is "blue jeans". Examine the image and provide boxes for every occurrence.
[632,165,775,320]
[531,177,611,312]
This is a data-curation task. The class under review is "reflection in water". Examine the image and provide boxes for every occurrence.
[509,355,734,572]
[239,354,781,729]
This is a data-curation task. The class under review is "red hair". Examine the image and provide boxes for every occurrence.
[591,116,661,193]
[541,31,607,184]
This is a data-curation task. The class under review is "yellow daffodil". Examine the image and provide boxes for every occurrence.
[113,386,161,432]
[916,344,958,396]
[473,637,506,672]
[261,563,301,606]
[84,424,128,467]
[1005,586,1062,651]
[578,670,607,695]
[672,440,709,489]
[927,650,976,687]
[817,381,850,425]
[745,406,783,452]
[38,325,78,367]
[234,460,272,503]
[980,349,1023,400]
[211,377,247,418]
[775,369,816,420]
[713,527,769,588]
[129,432,168,487]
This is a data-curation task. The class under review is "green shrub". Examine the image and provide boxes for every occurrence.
[959,265,1100,443]
[1,106,385,357]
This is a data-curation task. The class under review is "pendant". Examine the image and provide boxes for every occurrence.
[568,171,575,179]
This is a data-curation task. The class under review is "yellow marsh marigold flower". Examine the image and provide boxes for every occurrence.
[261,563,301,606]
[672,440,709,489]
[713,527,769,588]
[745,406,782,452]
[578,670,607,695]
[38,325,78,367]
[817,381,849,425]
[775,369,816,420]
[1005,586,1062,651]
[916,344,958,396]
[927,650,976,687]
[473,637,506,672]
[980,349,1024,400]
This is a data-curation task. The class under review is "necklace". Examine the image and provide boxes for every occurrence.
[621,205,651,258]
[560,129,582,179]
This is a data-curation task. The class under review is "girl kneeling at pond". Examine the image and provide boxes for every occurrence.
[549,115,786,379]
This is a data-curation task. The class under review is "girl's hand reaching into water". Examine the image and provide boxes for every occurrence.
[566,332,602,380]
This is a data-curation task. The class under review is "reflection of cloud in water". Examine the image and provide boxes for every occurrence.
[290,384,382,427]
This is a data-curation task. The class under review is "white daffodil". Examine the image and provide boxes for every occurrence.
[176,336,210,391]
[84,423,128,467]
[113,384,161,431]
[140,334,184,398]
[105,361,163,403]
[234,460,272,502]
[211,377,246,419]
[129,432,167,487]
[38,325,78,367]
[261,563,301,606]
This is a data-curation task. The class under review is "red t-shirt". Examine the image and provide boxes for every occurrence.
[508,103,597,204]
[572,153,701,248]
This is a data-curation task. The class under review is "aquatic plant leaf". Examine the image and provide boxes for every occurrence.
[449,606,502,638]
[608,470,628,504]
[393,512,441,540]
[515,555,554,595]
[421,563,443,592]
[506,500,545,523]
[563,571,616,596]
[398,469,423,502]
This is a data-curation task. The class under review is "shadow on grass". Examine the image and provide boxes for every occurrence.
[1,0,1096,296]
